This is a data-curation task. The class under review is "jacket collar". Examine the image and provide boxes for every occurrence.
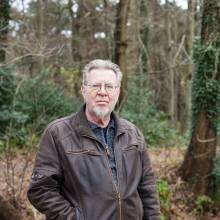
[76,105,126,137]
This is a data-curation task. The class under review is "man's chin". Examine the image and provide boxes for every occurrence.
[92,107,111,118]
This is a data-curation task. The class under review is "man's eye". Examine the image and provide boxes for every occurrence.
[92,84,101,88]
[106,85,114,89]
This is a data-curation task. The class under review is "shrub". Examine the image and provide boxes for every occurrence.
[0,67,82,147]
[121,74,185,147]
[15,70,81,131]
[195,195,213,217]
[0,66,17,135]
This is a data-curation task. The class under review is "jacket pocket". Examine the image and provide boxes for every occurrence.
[66,149,102,156]
[122,143,139,152]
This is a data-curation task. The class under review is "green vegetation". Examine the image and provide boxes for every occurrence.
[0,66,82,149]
[0,66,186,148]
[195,195,214,217]
[157,179,171,220]
[192,39,220,132]
[121,74,186,147]
[0,66,19,135]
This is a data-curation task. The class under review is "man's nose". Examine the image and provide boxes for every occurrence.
[98,85,108,94]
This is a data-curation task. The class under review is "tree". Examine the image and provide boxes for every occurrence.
[139,0,148,75]
[0,1,22,218]
[0,0,10,62]
[178,0,220,195]
[68,0,82,64]
[179,0,196,133]
[36,0,44,69]
[114,0,131,110]
[165,0,177,126]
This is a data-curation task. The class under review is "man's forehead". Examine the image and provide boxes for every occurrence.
[89,67,116,74]
[87,68,117,81]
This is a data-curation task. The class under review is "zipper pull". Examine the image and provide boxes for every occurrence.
[104,145,110,156]
[118,194,121,204]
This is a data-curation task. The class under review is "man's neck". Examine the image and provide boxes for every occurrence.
[85,108,110,128]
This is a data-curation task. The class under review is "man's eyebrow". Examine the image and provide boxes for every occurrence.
[90,82,116,84]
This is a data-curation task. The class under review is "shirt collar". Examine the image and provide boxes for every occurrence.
[89,116,115,131]
[76,105,124,137]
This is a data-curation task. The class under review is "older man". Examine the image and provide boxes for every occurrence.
[27,59,160,220]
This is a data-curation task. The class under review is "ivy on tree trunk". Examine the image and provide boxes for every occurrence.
[178,0,220,196]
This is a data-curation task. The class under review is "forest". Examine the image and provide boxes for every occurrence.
[0,0,220,219]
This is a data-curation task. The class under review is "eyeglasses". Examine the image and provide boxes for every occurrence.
[84,83,119,93]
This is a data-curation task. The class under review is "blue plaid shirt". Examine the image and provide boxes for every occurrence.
[89,118,117,184]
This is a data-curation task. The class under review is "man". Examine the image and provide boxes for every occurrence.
[27,59,160,220]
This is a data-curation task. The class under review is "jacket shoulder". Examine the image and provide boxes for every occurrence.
[118,118,137,131]
[118,117,141,134]
[44,113,77,140]
[118,117,147,148]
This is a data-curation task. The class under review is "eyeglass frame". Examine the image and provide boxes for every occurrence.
[84,82,120,93]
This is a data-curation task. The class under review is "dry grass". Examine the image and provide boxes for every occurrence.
[150,147,220,220]
[0,147,219,220]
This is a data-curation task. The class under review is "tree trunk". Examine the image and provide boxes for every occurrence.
[180,0,196,133]
[36,0,44,70]
[178,0,220,195]
[114,0,131,111]
[103,0,112,59]
[139,0,148,75]
[178,112,217,194]
[186,0,196,61]
[68,0,82,64]
[165,0,177,127]
[0,0,10,63]
[68,0,83,96]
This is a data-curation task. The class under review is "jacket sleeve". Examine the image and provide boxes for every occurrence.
[27,127,77,220]
[136,130,161,220]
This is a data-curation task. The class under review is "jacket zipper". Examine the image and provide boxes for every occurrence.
[82,134,122,220]
[112,138,122,220]
[103,144,122,220]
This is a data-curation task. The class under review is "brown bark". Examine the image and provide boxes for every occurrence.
[67,0,83,96]
[139,0,148,75]
[178,112,217,195]
[68,0,82,63]
[178,0,220,195]
[103,0,111,58]
[114,0,131,111]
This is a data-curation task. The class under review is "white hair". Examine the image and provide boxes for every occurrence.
[82,59,122,85]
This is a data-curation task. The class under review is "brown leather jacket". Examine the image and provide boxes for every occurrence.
[27,107,160,220]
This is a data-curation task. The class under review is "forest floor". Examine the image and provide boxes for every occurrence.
[0,147,220,220]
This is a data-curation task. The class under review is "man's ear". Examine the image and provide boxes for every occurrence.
[81,85,85,98]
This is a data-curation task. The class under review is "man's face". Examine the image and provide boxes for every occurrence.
[81,68,120,119]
